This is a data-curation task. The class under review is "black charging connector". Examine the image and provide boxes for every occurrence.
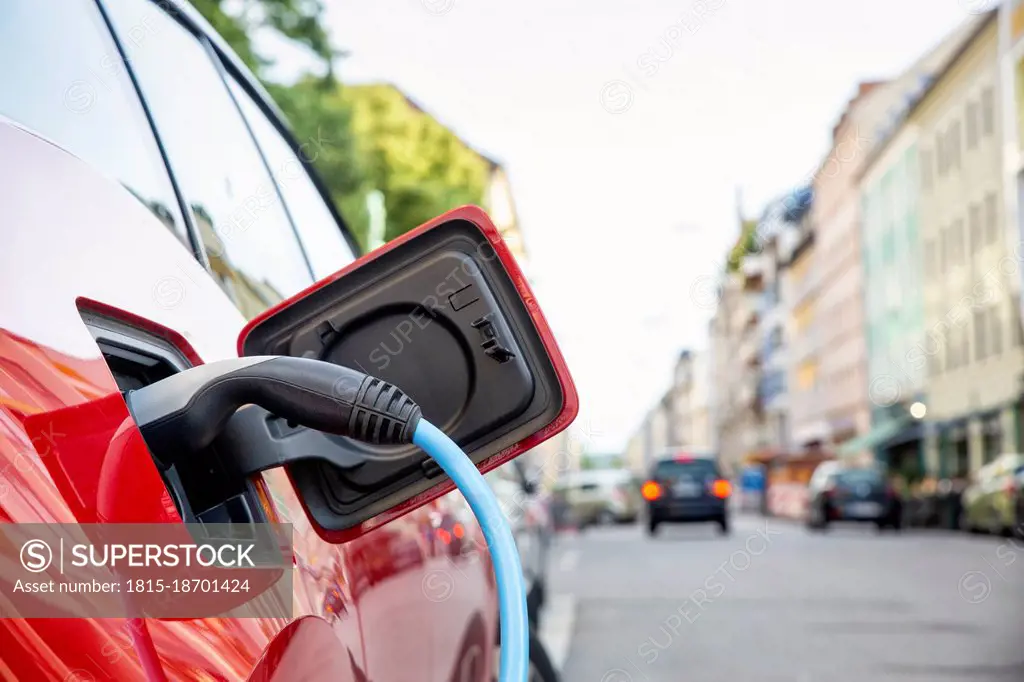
[126,356,422,470]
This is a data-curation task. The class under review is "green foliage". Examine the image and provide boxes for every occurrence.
[343,84,492,242]
[726,219,760,271]
[264,77,371,244]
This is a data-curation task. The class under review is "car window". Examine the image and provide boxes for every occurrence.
[226,76,356,280]
[835,469,882,486]
[653,459,719,480]
[0,0,188,246]
[102,0,316,319]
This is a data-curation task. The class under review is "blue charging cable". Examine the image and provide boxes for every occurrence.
[413,419,529,682]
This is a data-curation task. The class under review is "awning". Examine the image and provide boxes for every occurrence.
[837,416,912,456]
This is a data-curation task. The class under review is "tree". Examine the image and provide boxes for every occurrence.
[265,77,371,244]
[343,84,491,243]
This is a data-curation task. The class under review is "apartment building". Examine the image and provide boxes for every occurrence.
[915,13,1024,477]
[999,0,1024,393]
[710,267,764,473]
[666,349,713,451]
[752,189,811,452]
[858,125,929,479]
[811,84,888,451]
[786,209,826,448]
[835,16,990,476]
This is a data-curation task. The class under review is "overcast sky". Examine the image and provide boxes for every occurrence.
[267,0,974,452]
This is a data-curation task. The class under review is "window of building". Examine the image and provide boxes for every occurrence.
[974,307,988,360]
[225,77,356,280]
[981,86,995,137]
[943,221,962,267]
[968,203,982,255]
[0,0,188,245]
[990,305,1004,356]
[966,100,979,149]
[103,0,317,319]
[928,334,942,376]
[935,132,946,176]
[919,149,933,192]
[984,192,999,245]
[949,120,962,170]
[945,325,958,371]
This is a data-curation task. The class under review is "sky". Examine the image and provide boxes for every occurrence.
[264,0,975,452]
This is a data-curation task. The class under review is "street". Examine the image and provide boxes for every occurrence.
[542,515,1024,682]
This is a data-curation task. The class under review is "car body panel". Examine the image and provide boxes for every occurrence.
[0,121,495,680]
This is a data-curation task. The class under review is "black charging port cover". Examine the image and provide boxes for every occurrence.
[239,213,565,533]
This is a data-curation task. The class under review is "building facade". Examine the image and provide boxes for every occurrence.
[665,349,714,452]
[812,84,889,451]
[999,0,1024,441]
[786,212,826,448]
[754,189,812,453]
[710,267,764,474]
[859,126,928,479]
[916,13,1024,478]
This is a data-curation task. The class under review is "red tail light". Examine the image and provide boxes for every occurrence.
[711,479,732,499]
[641,481,663,501]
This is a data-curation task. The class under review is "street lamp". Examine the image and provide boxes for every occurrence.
[910,401,927,419]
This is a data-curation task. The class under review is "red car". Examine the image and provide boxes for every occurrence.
[0,1,576,680]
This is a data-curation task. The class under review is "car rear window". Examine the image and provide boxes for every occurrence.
[835,469,883,485]
[653,459,719,479]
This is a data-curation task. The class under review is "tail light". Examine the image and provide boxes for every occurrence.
[641,481,663,501]
[710,479,732,499]
[1005,480,1017,499]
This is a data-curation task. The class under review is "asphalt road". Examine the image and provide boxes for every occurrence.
[543,514,1024,682]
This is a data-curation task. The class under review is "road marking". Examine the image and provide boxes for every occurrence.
[539,594,577,673]
[558,549,579,573]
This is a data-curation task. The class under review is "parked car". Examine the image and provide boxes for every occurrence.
[641,453,731,536]
[0,1,576,679]
[961,453,1024,536]
[557,469,641,528]
[806,461,902,531]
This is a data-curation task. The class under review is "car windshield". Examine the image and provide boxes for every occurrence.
[653,459,719,480]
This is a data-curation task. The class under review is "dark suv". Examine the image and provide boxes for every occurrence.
[642,454,732,536]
